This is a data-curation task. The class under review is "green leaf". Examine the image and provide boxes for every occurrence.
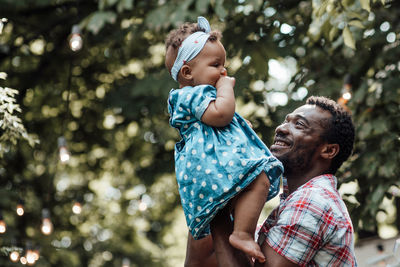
[372,119,388,135]
[106,0,119,7]
[348,20,365,29]
[85,11,117,34]
[371,184,385,206]
[346,10,364,20]
[378,162,395,178]
[321,16,333,40]
[248,0,263,10]
[358,122,372,140]
[343,26,356,49]
[360,0,371,12]
[117,0,134,13]
[196,0,209,13]
[215,0,227,19]
[342,0,356,7]
[329,26,339,41]
[315,0,329,18]
[145,5,171,28]
[98,0,106,10]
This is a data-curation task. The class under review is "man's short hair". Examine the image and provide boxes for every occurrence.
[306,96,355,174]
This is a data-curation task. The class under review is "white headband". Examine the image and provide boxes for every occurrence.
[171,16,212,82]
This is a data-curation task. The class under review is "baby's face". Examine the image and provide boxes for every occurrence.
[187,40,227,87]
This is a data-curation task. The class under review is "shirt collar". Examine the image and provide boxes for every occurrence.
[280,174,337,200]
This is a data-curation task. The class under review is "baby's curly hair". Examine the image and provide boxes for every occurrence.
[306,96,355,174]
[165,22,222,72]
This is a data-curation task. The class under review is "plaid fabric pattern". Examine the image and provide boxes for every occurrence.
[258,174,357,266]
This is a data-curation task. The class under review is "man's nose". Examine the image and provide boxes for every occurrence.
[275,122,289,135]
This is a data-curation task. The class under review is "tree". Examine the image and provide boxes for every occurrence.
[0,0,399,266]
[0,73,37,155]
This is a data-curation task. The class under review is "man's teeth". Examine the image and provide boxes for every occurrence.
[275,141,288,146]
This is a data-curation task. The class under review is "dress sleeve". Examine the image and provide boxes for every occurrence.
[263,193,327,266]
[175,85,217,121]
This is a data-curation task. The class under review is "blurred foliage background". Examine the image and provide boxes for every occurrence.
[0,0,399,266]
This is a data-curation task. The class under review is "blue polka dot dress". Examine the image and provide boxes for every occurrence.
[168,85,283,240]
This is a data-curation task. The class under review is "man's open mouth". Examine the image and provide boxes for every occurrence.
[271,137,292,150]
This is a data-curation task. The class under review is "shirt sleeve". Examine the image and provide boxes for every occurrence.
[263,194,327,266]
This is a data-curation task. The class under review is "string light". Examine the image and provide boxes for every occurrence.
[32,248,40,262]
[9,239,21,262]
[26,251,36,265]
[342,90,352,100]
[58,136,70,163]
[17,200,25,216]
[72,201,82,214]
[138,194,152,212]
[0,210,6,233]
[10,250,20,262]
[25,244,36,265]
[59,57,72,163]
[138,201,148,211]
[338,74,353,110]
[69,25,83,52]
[122,258,130,267]
[20,256,27,265]
[41,209,53,235]
[0,18,8,34]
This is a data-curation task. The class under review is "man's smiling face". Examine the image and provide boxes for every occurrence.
[271,104,332,176]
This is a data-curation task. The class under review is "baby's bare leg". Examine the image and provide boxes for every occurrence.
[229,172,270,263]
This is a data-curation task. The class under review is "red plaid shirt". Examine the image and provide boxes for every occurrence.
[258,174,357,266]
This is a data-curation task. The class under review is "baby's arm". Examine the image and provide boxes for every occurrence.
[201,75,236,127]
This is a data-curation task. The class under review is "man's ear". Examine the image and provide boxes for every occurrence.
[180,65,192,80]
[320,143,339,159]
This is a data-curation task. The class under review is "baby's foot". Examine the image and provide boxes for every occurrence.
[229,231,266,263]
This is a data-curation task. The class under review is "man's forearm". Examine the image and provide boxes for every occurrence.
[210,206,253,267]
[184,233,217,267]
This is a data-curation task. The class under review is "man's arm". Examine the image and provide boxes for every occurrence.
[254,241,299,267]
[210,205,253,267]
[184,205,253,267]
[184,233,217,267]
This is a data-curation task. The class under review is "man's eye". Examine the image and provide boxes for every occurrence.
[296,121,304,126]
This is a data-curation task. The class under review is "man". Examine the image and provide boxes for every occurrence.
[185,96,357,266]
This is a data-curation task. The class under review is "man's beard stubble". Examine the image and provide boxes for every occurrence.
[277,145,318,178]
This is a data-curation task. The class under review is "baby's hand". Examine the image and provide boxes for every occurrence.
[216,75,235,90]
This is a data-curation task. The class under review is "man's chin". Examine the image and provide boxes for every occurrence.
[272,151,291,171]
[271,149,288,160]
